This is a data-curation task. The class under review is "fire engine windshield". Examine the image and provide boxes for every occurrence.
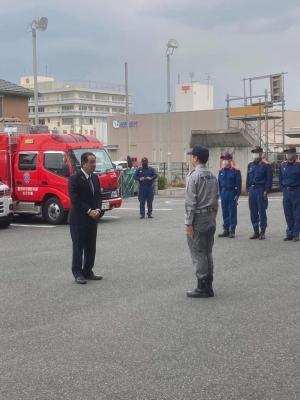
[69,149,114,174]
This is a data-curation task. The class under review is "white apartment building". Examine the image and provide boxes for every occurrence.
[20,76,129,144]
[175,81,213,112]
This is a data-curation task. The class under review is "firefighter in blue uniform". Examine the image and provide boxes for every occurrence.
[246,146,273,240]
[218,152,242,238]
[134,157,157,218]
[279,146,300,242]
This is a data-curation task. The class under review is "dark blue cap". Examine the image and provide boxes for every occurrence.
[187,145,209,161]
[220,152,233,160]
[251,146,263,153]
[283,145,296,154]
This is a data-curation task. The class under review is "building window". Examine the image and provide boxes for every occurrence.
[39,119,45,125]
[95,106,110,112]
[78,104,93,111]
[112,107,125,113]
[30,106,45,113]
[18,153,37,171]
[57,121,60,127]
[82,117,93,125]
[62,118,73,125]
[61,92,74,100]
[95,94,110,101]
[79,92,93,100]
[62,104,74,111]
[112,95,125,102]
[47,118,50,123]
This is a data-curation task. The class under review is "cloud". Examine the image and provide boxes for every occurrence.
[1,0,300,112]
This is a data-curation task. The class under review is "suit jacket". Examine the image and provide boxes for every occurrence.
[68,170,102,225]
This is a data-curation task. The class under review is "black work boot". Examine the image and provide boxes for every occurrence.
[206,276,214,297]
[283,236,293,241]
[259,229,266,240]
[249,228,259,239]
[186,279,211,298]
[229,231,235,238]
[218,228,229,238]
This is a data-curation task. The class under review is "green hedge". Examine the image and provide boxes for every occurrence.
[158,175,167,190]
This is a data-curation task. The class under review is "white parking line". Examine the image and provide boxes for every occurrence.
[119,207,173,211]
[11,224,56,228]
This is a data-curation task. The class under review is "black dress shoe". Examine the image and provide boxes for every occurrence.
[140,215,145,219]
[84,272,103,280]
[218,230,229,238]
[293,236,299,242]
[283,236,293,241]
[147,215,153,218]
[75,275,87,284]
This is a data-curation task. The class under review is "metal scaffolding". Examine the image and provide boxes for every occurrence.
[226,73,286,158]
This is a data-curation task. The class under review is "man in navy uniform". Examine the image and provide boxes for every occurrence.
[218,152,242,238]
[279,145,300,242]
[246,146,273,240]
[134,157,157,218]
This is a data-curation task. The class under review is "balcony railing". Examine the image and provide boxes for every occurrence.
[30,80,126,93]
[28,109,126,118]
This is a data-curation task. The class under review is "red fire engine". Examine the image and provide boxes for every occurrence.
[0,126,122,224]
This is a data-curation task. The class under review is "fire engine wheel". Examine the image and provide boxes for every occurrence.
[43,197,67,225]
[0,221,10,229]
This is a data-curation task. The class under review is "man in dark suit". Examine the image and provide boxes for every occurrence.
[68,152,103,284]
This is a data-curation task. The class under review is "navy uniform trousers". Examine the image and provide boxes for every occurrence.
[283,188,300,238]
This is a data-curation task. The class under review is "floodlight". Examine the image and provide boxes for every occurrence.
[31,17,48,32]
[167,39,179,49]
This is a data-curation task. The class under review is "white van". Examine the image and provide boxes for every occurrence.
[0,182,13,228]
[112,160,128,170]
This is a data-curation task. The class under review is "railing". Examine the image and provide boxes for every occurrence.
[28,110,126,118]
[32,80,126,93]
[28,98,129,106]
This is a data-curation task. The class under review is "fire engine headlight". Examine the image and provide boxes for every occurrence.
[111,190,118,198]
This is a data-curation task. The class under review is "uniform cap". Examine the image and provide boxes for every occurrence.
[251,145,263,153]
[220,152,233,160]
[187,145,209,161]
[283,145,296,154]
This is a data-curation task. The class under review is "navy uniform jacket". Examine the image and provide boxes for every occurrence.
[246,160,273,192]
[133,166,157,187]
[279,160,300,190]
[68,171,102,226]
[218,167,242,197]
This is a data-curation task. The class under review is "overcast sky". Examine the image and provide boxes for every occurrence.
[1,0,300,113]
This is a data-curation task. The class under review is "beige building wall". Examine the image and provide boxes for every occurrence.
[107,109,227,162]
[2,95,29,122]
[107,109,300,163]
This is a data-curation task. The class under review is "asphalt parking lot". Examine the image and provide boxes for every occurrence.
[0,195,299,400]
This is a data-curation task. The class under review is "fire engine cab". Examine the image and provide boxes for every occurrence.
[0,126,122,224]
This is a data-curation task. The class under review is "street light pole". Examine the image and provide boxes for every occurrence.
[167,52,171,112]
[32,27,39,125]
[30,17,48,126]
[166,39,179,112]
[166,39,179,182]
